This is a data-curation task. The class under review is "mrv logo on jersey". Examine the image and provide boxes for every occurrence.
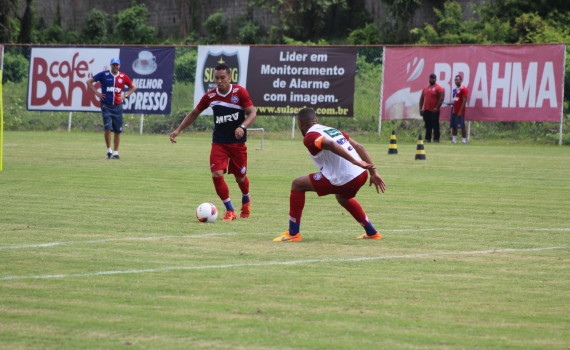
[215,112,239,124]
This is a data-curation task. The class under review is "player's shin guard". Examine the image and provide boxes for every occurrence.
[288,190,305,235]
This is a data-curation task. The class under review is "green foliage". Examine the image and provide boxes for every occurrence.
[237,21,262,44]
[282,37,329,45]
[477,0,570,22]
[37,24,80,44]
[113,3,156,44]
[411,1,509,44]
[380,0,423,43]
[249,0,365,43]
[412,1,570,45]
[18,0,35,44]
[203,10,228,44]
[0,0,19,42]
[2,51,28,84]
[81,9,112,45]
[348,23,382,45]
[174,48,198,84]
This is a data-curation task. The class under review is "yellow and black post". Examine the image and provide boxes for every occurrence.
[388,130,398,155]
[415,134,426,160]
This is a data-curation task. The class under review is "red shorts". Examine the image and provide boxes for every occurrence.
[210,142,248,176]
[309,171,367,199]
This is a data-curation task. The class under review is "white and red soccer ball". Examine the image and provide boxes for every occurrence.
[196,202,218,223]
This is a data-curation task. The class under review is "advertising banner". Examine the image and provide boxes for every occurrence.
[27,46,175,114]
[194,46,357,117]
[382,45,565,122]
[194,46,250,115]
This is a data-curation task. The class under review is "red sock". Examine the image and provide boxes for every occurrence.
[340,198,369,226]
[289,190,305,223]
[237,176,250,195]
[212,176,230,202]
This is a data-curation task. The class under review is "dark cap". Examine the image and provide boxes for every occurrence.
[429,73,437,79]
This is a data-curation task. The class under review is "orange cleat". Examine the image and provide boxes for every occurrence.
[240,202,251,218]
[223,210,237,221]
[273,231,302,242]
[356,232,383,240]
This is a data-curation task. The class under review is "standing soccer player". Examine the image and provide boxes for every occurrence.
[170,63,257,221]
[273,108,386,242]
[87,58,137,160]
[450,75,469,144]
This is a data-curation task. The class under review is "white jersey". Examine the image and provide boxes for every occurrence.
[305,124,365,186]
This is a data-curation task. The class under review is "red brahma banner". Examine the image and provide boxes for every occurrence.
[381,45,565,122]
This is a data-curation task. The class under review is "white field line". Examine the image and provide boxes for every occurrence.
[1,227,570,251]
[0,246,566,281]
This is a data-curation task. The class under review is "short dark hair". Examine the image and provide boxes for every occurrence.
[455,75,463,80]
[429,73,437,79]
[297,107,317,124]
[214,63,231,75]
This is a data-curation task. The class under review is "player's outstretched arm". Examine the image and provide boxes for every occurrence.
[170,109,200,143]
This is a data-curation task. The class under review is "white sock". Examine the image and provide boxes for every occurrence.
[462,138,467,143]
[107,148,112,153]
[452,136,457,142]
[113,151,119,155]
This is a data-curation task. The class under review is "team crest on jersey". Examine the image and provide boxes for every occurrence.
[201,51,240,93]
[231,96,239,104]
[118,78,123,83]
[313,173,323,181]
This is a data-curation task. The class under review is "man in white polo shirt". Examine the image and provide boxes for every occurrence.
[273,108,386,242]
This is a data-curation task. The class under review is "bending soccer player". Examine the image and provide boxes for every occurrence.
[274,108,386,242]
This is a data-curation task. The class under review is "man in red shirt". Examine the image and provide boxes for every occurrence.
[419,73,445,142]
[170,64,257,221]
[450,75,469,144]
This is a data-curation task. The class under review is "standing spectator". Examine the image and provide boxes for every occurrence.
[273,108,386,242]
[87,58,137,160]
[419,73,444,142]
[451,75,469,144]
[169,63,257,221]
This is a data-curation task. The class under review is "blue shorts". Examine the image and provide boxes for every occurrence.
[102,103,124,133]
[450,114,465,129]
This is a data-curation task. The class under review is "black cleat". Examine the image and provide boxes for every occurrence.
[106,152,112,159]
[111,154,120,160]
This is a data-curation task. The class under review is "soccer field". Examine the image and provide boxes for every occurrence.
[1,131,569,349]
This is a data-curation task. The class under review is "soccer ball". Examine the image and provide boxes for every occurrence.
[196,202,218,223]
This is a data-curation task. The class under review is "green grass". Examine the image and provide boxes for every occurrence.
[1,131,569,349]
